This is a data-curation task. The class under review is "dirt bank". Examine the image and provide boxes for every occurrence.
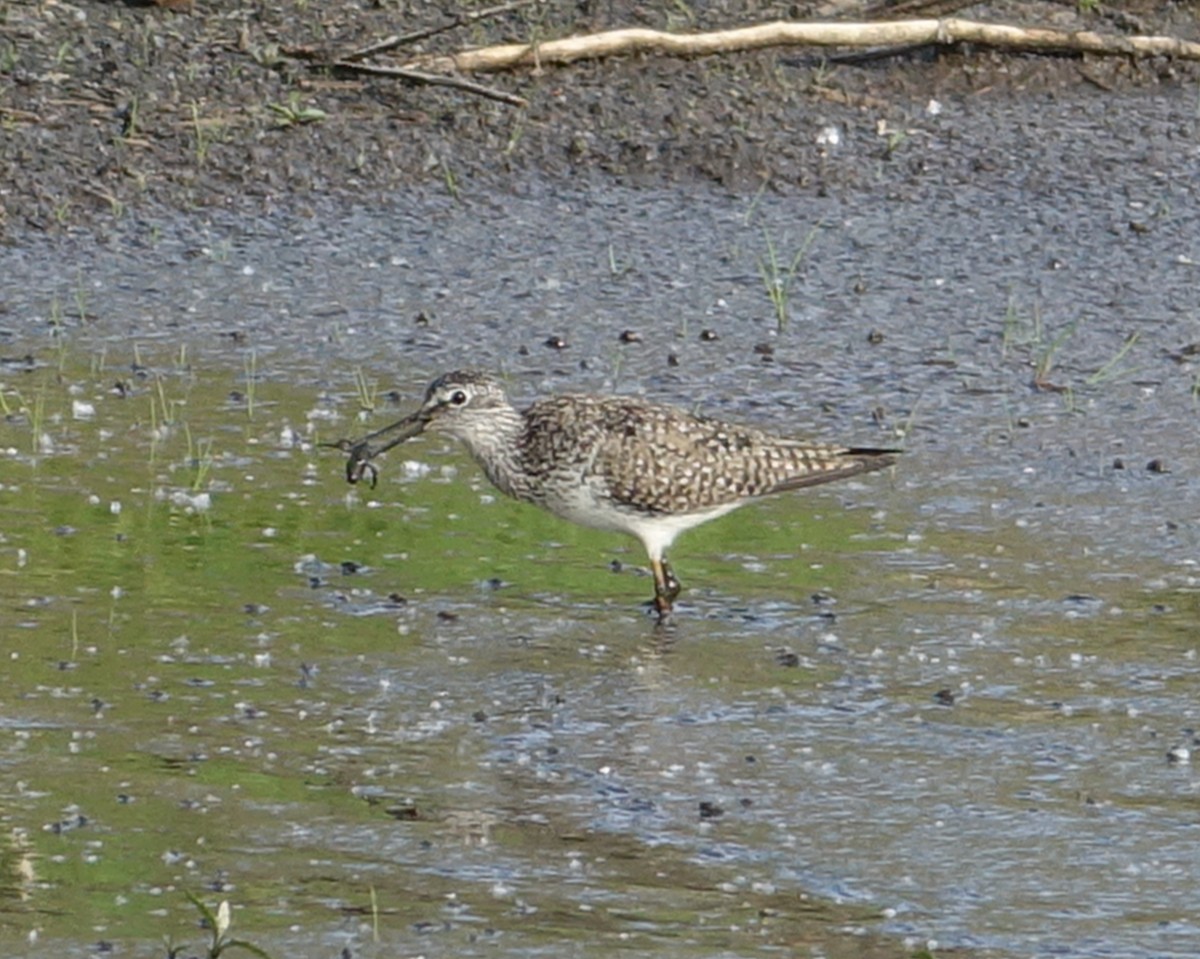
[1,0,1196,240]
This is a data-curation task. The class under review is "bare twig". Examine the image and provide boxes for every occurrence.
[341,0,546,63]
[332,60,528,107]
[399,18,1200,74]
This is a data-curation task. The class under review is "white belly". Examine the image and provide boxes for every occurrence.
[542,478,745,560]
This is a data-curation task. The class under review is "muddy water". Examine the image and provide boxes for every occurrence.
[4,86,1200,958]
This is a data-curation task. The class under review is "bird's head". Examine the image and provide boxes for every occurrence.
[330,370,514,485]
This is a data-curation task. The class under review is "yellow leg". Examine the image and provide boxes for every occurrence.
[650,557,681,621]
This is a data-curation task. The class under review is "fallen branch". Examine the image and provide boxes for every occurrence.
[340,0,545,63]
[332,60,528,107]
[400,17,1200,73]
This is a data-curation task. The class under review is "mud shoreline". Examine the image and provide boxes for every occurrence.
[2,1,1197,241]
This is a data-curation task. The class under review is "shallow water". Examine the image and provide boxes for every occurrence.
[3,84,1200,959]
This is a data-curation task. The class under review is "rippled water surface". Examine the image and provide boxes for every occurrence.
[3,85,1200,959]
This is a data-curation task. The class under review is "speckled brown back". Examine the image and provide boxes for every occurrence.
[515,394,895,517]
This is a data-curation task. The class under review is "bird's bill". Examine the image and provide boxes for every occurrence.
[323,409,429,487]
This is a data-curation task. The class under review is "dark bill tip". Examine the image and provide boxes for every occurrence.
[324,410,430,488]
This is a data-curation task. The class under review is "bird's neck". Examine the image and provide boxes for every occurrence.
[454,405,529,501]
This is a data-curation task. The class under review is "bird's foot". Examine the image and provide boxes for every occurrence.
[652,593,675,627]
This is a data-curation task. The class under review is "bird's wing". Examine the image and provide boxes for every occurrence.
[559,398,894,514]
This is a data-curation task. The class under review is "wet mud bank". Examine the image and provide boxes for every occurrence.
[1,0,1198,236]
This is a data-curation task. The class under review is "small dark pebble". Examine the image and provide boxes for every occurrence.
[775,650,800,668]
[753,342,774,356]
[618,329,642,343]
[867,329,884,344]
[386,593,408,606]
[739,797,753,808]
[472,710,488,723]
[436,610,459,622]
[228,390,245,403]
[1146,458,1169,473]
[544,335,568,349]
[744,755,756,763]
[1112,458,1125,470]
[340,560,361,574]
[699,328,719,341]
[699,801,724,820]
[50,814,88,834]
[308,576,323,589]
[934,688,956,706]
[609,559,623,573]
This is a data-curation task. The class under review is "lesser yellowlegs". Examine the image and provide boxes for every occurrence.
[329,370,897,621]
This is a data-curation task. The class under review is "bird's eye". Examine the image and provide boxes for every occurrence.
[449,390,468,406]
